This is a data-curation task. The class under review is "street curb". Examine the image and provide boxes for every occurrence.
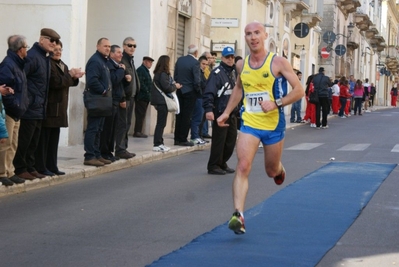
[0,143,209,198]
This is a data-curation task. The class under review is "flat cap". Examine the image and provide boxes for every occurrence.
[40,28,61,40]
[143,56,154,62]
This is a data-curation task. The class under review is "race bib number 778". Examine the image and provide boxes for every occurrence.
[245,91,270,113]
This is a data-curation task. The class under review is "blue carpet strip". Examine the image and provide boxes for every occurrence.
[147,162,396,267]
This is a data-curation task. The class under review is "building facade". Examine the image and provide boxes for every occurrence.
[1,0,398,147]
[0,0,212,146]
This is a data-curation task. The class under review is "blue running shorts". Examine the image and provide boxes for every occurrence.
[240,125,285,145]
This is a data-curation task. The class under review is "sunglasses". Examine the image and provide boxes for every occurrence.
[20,45,30,49]
[125,43,137,48]
[43,36,57,43]
[225,55,235,59]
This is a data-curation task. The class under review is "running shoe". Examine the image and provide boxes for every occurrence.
[191,138,206,145]
[228,211,246,234]
[273,165,286,185]
[153,144,170,152]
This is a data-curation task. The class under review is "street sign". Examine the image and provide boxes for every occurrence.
[294,23,309,38]
[335,45,347,56]
[321,47,330,59]
[323,31,336,44]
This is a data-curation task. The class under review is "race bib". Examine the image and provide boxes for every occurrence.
[245,91,270,113]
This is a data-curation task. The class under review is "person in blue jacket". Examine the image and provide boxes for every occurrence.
[0,34,29,186]
[13,28,60,181]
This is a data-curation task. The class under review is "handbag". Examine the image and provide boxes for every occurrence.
[83,89,112,117]
[309,90,319,104]
[154,82,179,113]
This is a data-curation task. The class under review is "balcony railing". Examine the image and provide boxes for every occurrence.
[280,0,309,19]
[337,0,361,19]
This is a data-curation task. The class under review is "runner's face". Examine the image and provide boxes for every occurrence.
[244,23,267,52]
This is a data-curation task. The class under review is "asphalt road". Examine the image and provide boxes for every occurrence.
[0,108,398,267]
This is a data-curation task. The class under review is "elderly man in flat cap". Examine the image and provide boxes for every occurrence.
[133,56,154,138]
[13,28,60,181]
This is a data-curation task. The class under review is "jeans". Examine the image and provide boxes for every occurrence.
[290,99,302,122]
[84,116,105,160]
[190,98,203,140]
[354,97,362,115]
[338,97,347,117]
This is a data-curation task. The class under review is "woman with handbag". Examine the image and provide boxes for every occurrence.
[150,55,182,152]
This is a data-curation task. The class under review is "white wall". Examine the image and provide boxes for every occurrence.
[0,0,89,146]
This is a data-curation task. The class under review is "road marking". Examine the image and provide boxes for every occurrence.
[338,144,370,151]
[391,144,399,153]
[286,143,324,150]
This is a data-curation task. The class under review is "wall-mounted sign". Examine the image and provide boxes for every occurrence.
[212,43,235,52]
[178,0,192,17]
[323,31,336,44]
[294,23,309,38]
[211,18,239,28]
[321,47,330,59]
[335,45,347,56]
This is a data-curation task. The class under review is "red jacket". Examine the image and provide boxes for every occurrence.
[339,84,351,98]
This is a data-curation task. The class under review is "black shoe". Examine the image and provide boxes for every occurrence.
[202,134,212,139]
[133,132,148,138]
[116,151,133,159]
[176,141,194,147]
[9,175,25,184]
[208,168,226,175]
[39,170,55,176]
[50,170,66,176]
[223,167,235,173]
[103,156,116,162]
[0,177,14,186]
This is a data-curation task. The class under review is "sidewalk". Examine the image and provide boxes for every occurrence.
[0,105,388,197]
[0,134,210,197]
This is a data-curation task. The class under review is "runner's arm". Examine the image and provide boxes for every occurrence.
[274,57,305,107]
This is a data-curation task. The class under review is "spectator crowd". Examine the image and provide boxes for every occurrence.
[0,27,394,187]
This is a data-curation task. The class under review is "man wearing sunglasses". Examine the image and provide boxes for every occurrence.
[203,47,237,175]
[13,28,60,181]
[115,37,139,159]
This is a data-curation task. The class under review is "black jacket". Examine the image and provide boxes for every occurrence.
[120,52,139,99]
[151,72,177,105]
[22,42,51,120]
[312,72,332,97]
[0,49,29,120]
[173,54,201,95]
[203,62,236,116]
[106,59,126,105]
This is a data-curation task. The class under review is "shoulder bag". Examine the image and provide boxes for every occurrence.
[309,89,319,104]
[154,82,179,113]
[83,89,112,117]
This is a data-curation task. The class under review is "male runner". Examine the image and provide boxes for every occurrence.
[217,22,305,234]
